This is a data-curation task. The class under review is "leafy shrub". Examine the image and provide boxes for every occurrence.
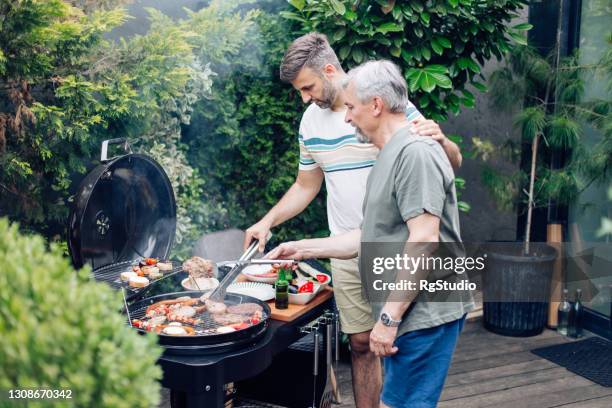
[0,218,162,408]
[283,0,530,121]
[0,0,210,242]
[0,0,268,251]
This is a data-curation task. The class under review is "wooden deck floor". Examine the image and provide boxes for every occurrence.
[438,319,612,408]
[160,318,612,407]
[332,318,612,408]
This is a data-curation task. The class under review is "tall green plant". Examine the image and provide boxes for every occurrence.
[474,42,612,251]
[282,0,530,121]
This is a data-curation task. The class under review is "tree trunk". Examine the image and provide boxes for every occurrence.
[524,133,540,255]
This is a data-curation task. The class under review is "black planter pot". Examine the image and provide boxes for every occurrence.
[482,242,557,337]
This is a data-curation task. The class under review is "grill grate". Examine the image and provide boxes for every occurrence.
[128,293,270,337]
[92,260,182,294]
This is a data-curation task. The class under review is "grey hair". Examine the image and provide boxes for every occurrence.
[280,32,342,83]
[343,60,408,113]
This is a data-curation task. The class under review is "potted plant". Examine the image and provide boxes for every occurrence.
[472,23,611,336]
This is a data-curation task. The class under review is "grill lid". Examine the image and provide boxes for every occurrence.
[68,138,176,270]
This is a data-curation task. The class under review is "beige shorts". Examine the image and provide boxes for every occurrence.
[331,257,375,334]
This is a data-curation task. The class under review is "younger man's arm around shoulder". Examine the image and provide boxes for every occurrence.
[411,117,462,170]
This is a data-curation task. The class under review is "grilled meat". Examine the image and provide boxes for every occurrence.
[227,303,263,315]
[182,256,215,278]
[205,299,227,314]
[213,313,248,325]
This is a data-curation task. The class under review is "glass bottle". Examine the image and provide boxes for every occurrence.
[569,289,583,338]
[275,268,289,310]
[557,288,571,336]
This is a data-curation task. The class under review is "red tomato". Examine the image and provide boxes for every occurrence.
[316,274,328,283]
[251,317,261,325]
[232,322,250,330]
[145,258,158,265]
[298,281,314,293]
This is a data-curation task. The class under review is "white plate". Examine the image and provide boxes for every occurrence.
[181,277,219,291]
[227,282,275,302]
[241,264,278,284]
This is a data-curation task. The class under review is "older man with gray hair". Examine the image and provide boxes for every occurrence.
[267,59,474,408]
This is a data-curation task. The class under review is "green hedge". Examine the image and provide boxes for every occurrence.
[0,218,162,408]
[283,0,530,122]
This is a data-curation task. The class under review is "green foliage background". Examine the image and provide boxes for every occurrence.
[1,0,535,258]
[0,218,162,408]
[283,0,530,122]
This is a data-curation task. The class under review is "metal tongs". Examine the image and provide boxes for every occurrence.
[207,239,296,301]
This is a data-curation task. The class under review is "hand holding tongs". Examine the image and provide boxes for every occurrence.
[208,238,297,301]
[207,239,260,301]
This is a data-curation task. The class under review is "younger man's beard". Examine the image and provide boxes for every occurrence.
[314,78,337,109]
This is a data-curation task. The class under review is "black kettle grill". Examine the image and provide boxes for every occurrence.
[68,138,176,271]
[67,139,271,355]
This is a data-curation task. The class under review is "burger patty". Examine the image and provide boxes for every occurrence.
[227,303,263,315]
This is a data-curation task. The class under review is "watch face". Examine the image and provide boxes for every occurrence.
[381,313,389,325]
[381,312,400,327]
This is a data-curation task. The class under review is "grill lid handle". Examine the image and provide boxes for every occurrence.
[101,138,133,162]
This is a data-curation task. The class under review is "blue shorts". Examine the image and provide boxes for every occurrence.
[381,316,466,408]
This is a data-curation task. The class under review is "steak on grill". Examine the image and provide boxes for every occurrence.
[213,313,249,325]
[227,303,263,315]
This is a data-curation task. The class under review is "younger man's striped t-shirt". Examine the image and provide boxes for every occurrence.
[298,102,422,236]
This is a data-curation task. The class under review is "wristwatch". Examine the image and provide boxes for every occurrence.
[380,312,402,327]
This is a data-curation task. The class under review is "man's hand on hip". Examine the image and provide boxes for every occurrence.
[370,321,399,357]
[244,219,272,253]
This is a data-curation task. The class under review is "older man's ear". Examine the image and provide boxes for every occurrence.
[372,96,385,116]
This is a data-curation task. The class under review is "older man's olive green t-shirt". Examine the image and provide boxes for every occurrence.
[360,125,474,337]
